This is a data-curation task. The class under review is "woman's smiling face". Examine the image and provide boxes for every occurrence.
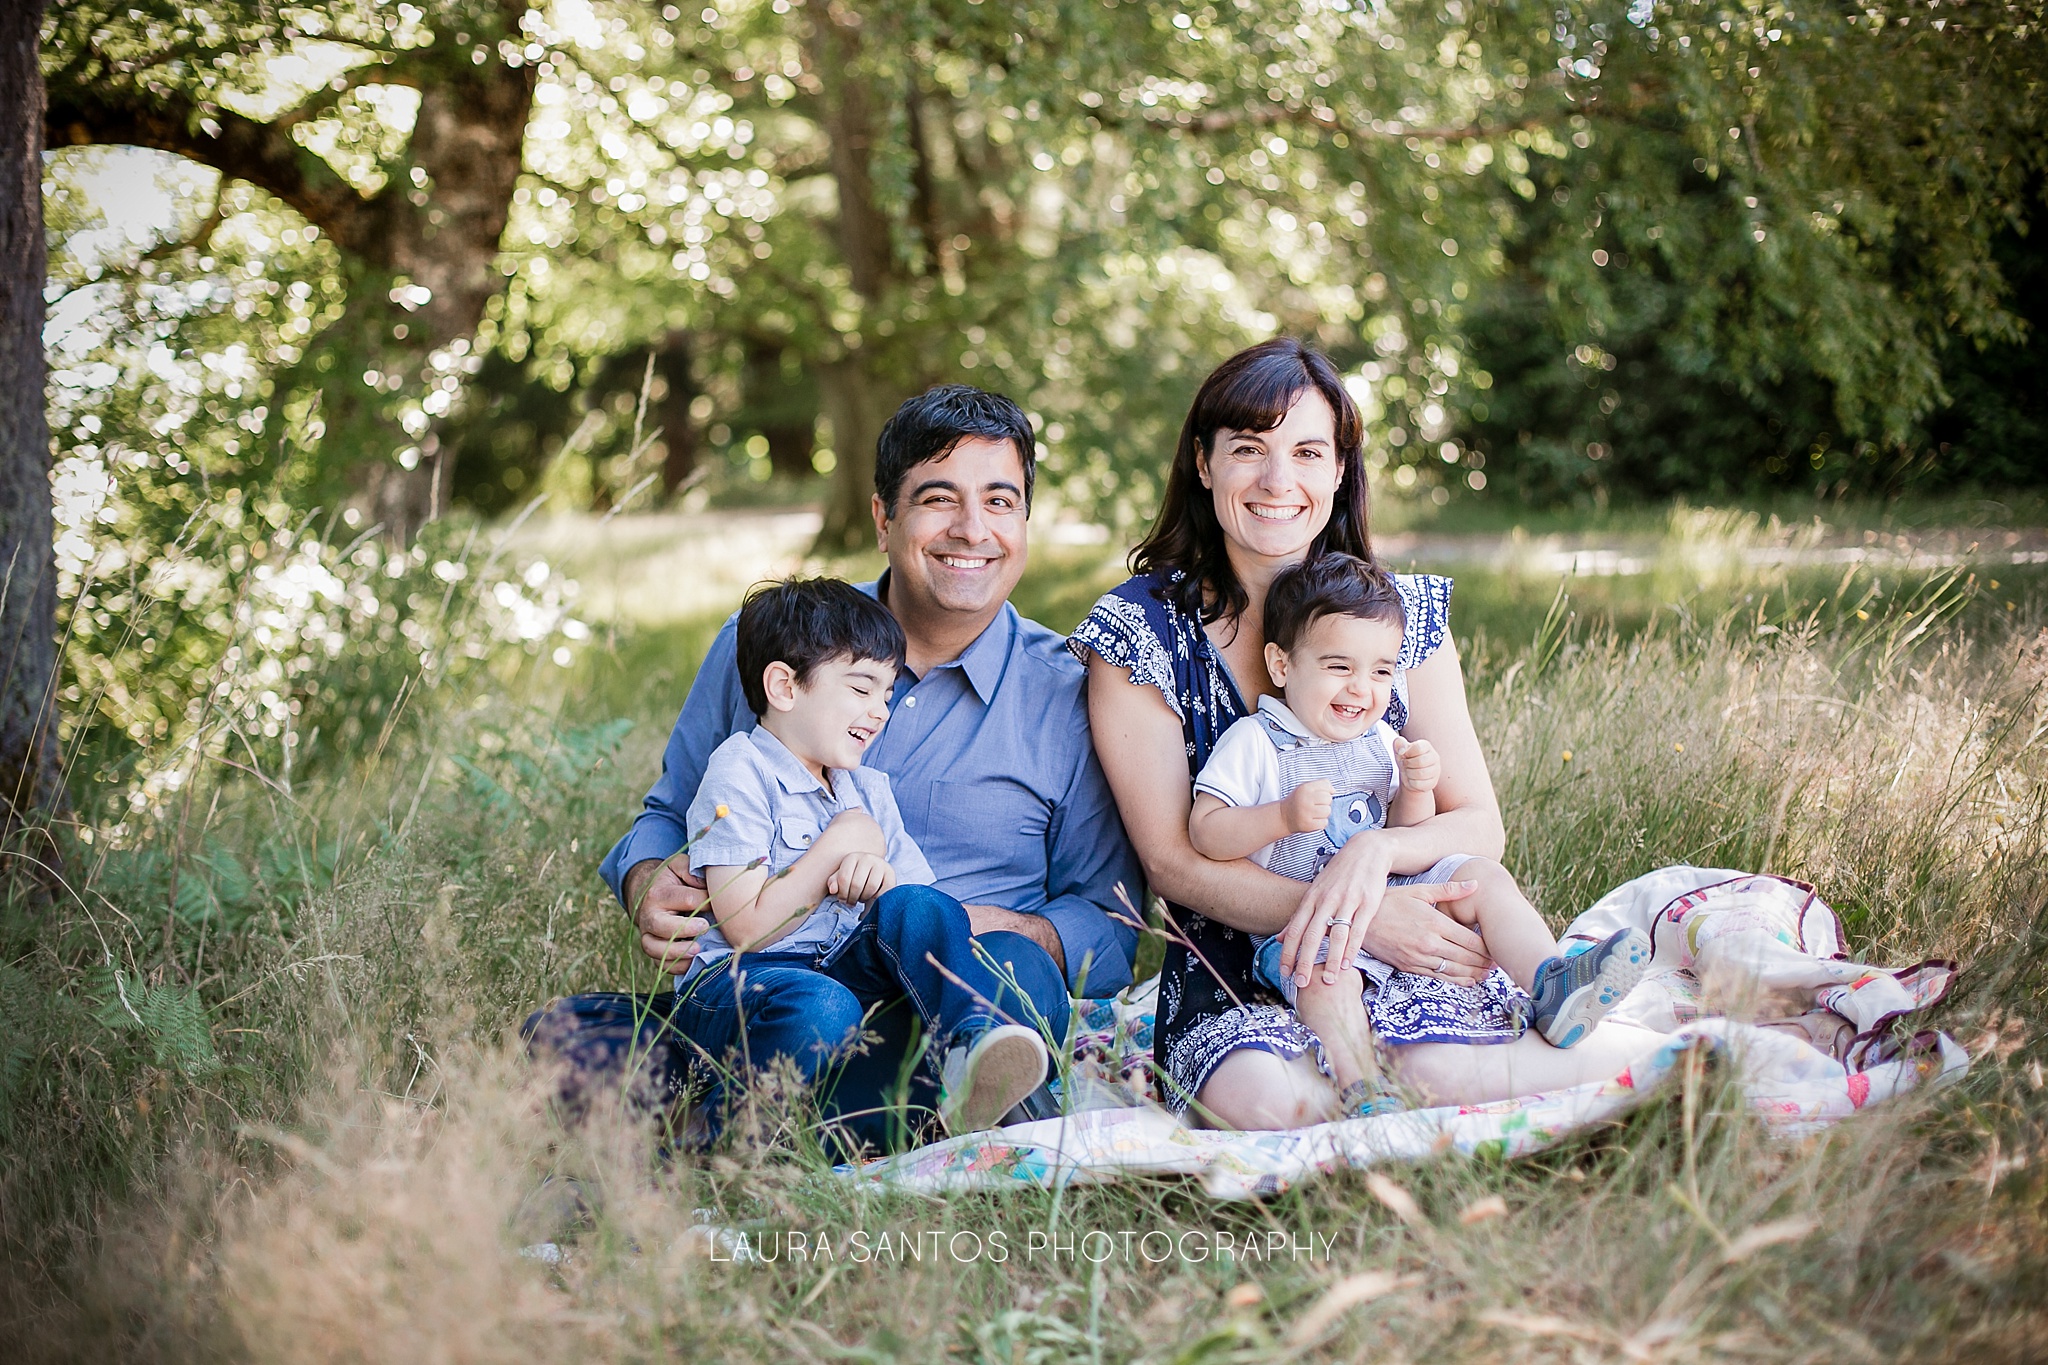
[1196,388,1341,569]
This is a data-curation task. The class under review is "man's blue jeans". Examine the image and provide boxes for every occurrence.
[524,884,1068,1154]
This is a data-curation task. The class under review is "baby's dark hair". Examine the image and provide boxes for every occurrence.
[735,577,907,718]
[1263,553,1406,654]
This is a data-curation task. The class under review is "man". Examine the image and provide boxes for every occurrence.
[528,385,1143,1153]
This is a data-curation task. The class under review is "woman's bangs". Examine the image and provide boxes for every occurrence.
[1197,360,1314,441]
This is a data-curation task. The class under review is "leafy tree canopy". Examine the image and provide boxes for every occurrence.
[35,0,2048,799]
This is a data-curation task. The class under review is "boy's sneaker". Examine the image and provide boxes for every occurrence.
[1529,927,1653,1049]
[938,1023,1049,1134]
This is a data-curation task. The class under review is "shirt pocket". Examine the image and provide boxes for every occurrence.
[773,815,823,865]
[921,779,1050,884]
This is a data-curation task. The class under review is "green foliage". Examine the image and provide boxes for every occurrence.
[448,715,635,833]
[89,968,220,1079]
[1928,217,2048,487]
[42,0,2048,556]
[41,0,513,507]
[1457,3,2048,502]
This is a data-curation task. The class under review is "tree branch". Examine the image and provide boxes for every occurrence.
[1121,72,1572,145]
[44,79,389,259]
[141,184,224,261]
[904,78,944,276]
[1137,101,1557,143]
[272,53,427,131]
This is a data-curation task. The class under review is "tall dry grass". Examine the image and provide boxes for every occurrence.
[4,542,2046,1363]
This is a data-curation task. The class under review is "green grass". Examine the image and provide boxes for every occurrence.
[5,500,2047,1361]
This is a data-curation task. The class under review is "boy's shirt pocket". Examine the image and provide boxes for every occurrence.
[774,815,822,864]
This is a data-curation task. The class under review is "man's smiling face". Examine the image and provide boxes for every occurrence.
[872,436,1030,624]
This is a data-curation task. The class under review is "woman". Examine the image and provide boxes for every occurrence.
[1071,339,1662,1128]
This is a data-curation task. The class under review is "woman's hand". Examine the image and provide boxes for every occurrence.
[1278,831,1488,986]
[1351,887,1490,985]
[1277,829,1402,986]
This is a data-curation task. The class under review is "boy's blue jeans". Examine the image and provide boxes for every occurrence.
[526,884,1067,1155]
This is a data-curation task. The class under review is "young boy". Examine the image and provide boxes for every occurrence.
[677,577,1050,1138]
[1188,555,1650,1114]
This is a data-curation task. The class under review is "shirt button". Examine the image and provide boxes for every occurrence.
[904,696,917,708]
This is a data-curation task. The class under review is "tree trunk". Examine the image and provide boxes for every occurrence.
[741,337,817,480]
[0,0,63,846]
[358,44,538,541]
[656,330,700,495]
[803,4,906,552]
[815,357,899,553]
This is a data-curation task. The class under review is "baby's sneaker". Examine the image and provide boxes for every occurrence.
[1529,927,1653,1049]
[938,1023,1049,1134]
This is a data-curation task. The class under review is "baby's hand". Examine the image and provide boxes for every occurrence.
[1284,779,1335,834]
[827,852,896,905]
[1393,736,1440,794]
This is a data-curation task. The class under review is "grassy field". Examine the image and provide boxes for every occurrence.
[4,498,2046,1362]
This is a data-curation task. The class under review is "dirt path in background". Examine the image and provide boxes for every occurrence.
[1375,524,2048,577]
[510,509,829,625]
[511,509,2048,625]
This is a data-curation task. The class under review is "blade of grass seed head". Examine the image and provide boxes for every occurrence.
[1475,1309,1613,1346]
[1720,1216,1816,1264]
[1364,1172,1423,1226]
[1285,1271,1419,1348]
[1458,1194,1508,1224]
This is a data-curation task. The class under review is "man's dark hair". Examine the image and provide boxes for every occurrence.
[735,577,907,718]
[873,384,1037,514]
[1263,553,1406,655]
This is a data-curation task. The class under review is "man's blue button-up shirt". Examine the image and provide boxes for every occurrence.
[600,578,1144,995]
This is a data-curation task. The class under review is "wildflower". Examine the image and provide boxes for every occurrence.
[1673,743,1684,753]
[715,803,729,818]
[1561,749,1573,763]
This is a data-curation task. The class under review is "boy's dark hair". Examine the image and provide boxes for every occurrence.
[874,384,1037,514]
[735,577,907,718]
[1263,553,1406,655]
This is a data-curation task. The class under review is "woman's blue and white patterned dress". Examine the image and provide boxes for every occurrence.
[1069,567,1528,1112]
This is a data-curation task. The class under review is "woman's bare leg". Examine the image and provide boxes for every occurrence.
[1190,1047,1340,1130]
[1389,1023,1666,1106]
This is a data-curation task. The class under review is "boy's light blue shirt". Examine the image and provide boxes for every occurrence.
[600,576,1144,995]
[683,725,934,977]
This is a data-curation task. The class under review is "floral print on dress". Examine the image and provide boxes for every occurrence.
[1068,565,1476,1111]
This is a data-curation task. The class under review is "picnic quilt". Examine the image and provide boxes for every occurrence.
[842,866,1969,1199]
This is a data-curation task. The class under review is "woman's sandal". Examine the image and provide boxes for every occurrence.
[1338,1077,1407,1119]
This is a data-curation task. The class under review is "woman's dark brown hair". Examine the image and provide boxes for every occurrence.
[1131,337,1373,622]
